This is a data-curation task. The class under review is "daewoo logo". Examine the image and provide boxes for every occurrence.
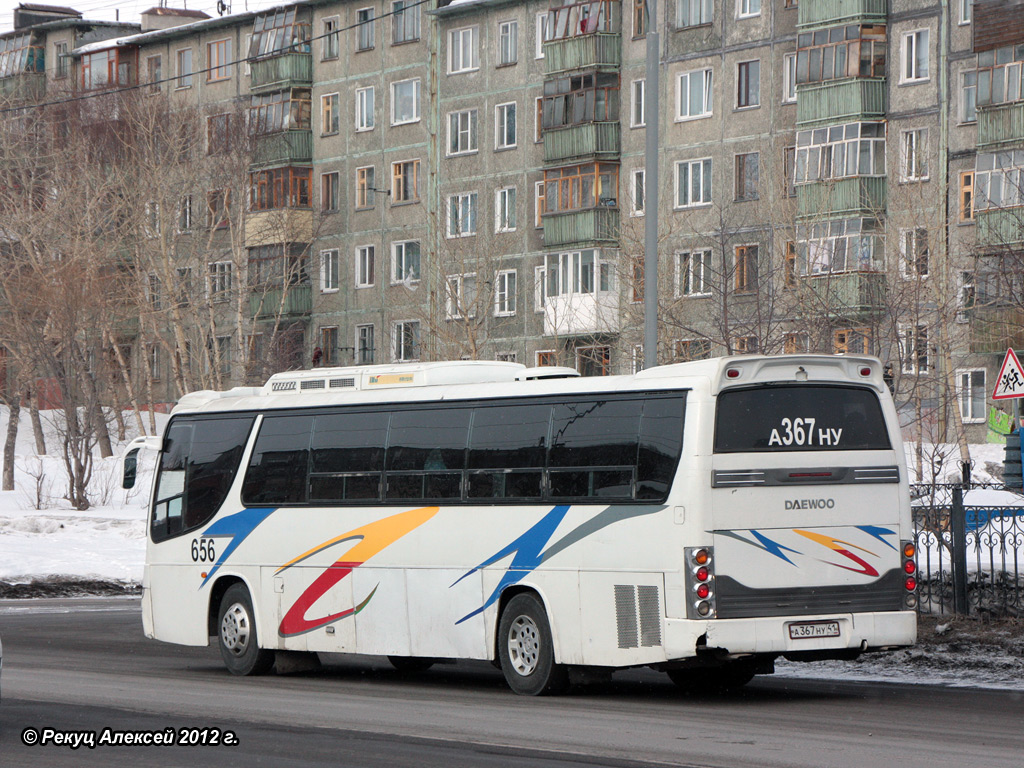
[785,498,836,510]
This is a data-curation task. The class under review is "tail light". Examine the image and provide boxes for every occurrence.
[685,547,716,619]
[901,540,918,609]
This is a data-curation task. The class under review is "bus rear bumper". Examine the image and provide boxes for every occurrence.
[663,611,917,661]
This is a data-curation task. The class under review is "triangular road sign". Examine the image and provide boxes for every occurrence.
[993,348,1024,400]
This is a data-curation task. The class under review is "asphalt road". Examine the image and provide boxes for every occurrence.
[1,598,1022,768]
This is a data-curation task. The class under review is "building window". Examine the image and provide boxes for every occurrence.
[178,195,193,232]
[677,249,711,296]
[957,370,986,422]
[249,167,312,210]
[535,96,544,142]
[794,122,886,184]
[577,346,611,376]
[631,79,645,127]
[319,327,339,366]
[207,189,230,228]
[496,103,517,149]
[207,113,232,155]
[393,1,421,44]
[392,240,421,284]
[735,152,759,201]
[536,12,551,59]
[356,86,375,131]
[446,273,478,319]
[355,245,375,288]
[249,89,312,135]
[783,53,797,103]
[55,41,68,78]
[901,29,929,83]
[542,72,619,131]
[675,158,713,208]
[394,320,421,361]
[535,181,545,227]
[356,166,376,209]
[737,0,761,18]
[356,8,375,51]
[448,109,478,155]
[960,171,975,222]
[631,169,645,216]
[798,218,884,275]
[542,163,620,214]
[737,60,760,108]
[208,261,233,302]
[495,186,517,232]
[900,228,930,277]
[961,71,977,123]
[321,93,340,135]
[321,249,339,292]
[734,245,758,293]
[733,336,759,355]
[322,17,339,59]
[542,250,612,301]
[449,26,480,73]
[901,128,929,181]
[391,78,420,125]
[676,338,712,361]
[633,0,648,37]
[321,172,340,212]
[392,159,420,202]
[356,324,375,364]
[176,48,193,88]
[677,68,713,120]
[977,46,1024,107]
[900,325,929,375]
[959,0,973,25]
[795,25,887,85]
[448,192,479,238]
[146,54,162,94]
[495,269,517,316]
[784,145,797,197]
[207,39,232,81]
[677,0,712,28]
[784,332,809,353]
[147,344,161,381]
[499,20,518,65]
[784,240,797,288]
[834,328,872,355]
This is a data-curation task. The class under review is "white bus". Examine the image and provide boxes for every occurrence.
[126,355,917,695]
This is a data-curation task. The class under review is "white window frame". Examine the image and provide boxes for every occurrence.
[446,272,478,320]
[498,20,518,65]
[391,78,420,125]
[737,0,761,19]
[175,48,193,89]
[900,324,930,375]
[956,369,986,423]
[356,86,375,131]
[355,245,375,288]
[631,168,645,216]
[495,186,517,232]
[899,228,930,278]
[631,79,646,127]
[494,268,517,316]
[783,52,797,104]
[449,26,480,74]
[320,248,340,293]
[959,0,972,26]
[447,108,478,156]
[356,324,375,364]
[677,0,713,28]
[676,68,713,121]
[536,12,550,59]
[356,7,375,51]
[901,128,929,181]
[674,158,713,208]
[393,320,421,361]
[447,192,478,238]
[901,29,930,84]
[322,17,340,60]
[961,70,977,124]
[208,260,232,302]
[535,180,545,227]
[392,0,421,44]
[677,249,711,297]
[496,102,517,149]
[391,240,421,284]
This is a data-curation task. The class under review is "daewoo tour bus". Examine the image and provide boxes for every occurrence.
[124,355,917,695]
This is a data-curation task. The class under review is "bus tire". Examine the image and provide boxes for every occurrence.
[388,656,435,673]
[217,583,274,676]
[667,661,756,695]
[497,593,569,696]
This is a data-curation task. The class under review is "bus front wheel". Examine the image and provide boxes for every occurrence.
[497,593,569,696]
[217,583,274,676]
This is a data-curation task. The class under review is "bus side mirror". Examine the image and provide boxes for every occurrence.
[123,447,140,489]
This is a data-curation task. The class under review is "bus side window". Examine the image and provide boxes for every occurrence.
[385,408,470,501]
[549,399,643,500]
[637,395,686,500]
[242,415,314,505]
[309,411,389,501]
[467,403,549,500]
[184,417,255,529]
[152,422,191,540]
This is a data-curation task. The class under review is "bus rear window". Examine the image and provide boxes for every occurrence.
[714,385,890,453]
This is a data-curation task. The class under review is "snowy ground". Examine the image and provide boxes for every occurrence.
[0,406,1020,690]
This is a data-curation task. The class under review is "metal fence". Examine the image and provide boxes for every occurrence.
[911,483,1024,617]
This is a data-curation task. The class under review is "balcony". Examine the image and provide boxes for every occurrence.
[0,72,44,102]
[796,177,886,220]
[797,0,887,29]
[250,52,312,92]
[543,290,619,336]
[252,130,313,167]
[977,101,1024,151]
[969,306,1024,354]
[248,284,312,320]
[800,271,886,318]
[543,33,621,75]
[543,207,619,248]
[796,79,886,128]
[976,207,1024,247]
[543,122,620,164]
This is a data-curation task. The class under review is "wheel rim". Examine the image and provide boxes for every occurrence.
[507,614,541,676]
[220,602,251,657]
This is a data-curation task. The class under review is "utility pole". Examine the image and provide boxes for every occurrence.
[643,0,659,369]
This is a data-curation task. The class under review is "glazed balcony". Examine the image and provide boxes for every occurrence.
[797,0,887,29]
[969,306,1024,354]
[543,290,619,336]
[248,284,312,320]
[543,207,619,248]
[250,52,312,92]
[0,71,45,102]
[543,122,620,164]
[796,177,886,220]
[252,130,313,167]
[543,33,621,74]
[801,271,886,318]
[977,101,1024,151]
[976,207,1024,246]
[795,79,886,128]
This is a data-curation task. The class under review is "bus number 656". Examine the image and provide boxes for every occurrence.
[191,538,216,563]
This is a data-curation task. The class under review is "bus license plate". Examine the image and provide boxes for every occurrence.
[788,621,841,640]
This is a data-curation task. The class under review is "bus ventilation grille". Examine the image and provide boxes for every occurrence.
[614,584,662,649]
[300,379,326,390]
[330,378,356,388]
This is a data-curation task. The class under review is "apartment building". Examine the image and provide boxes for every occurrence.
[1,0,1020,441]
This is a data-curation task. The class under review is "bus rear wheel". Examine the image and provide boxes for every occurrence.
[497,593,569,696]
[667,661,756,695]
[218,583,274,676]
